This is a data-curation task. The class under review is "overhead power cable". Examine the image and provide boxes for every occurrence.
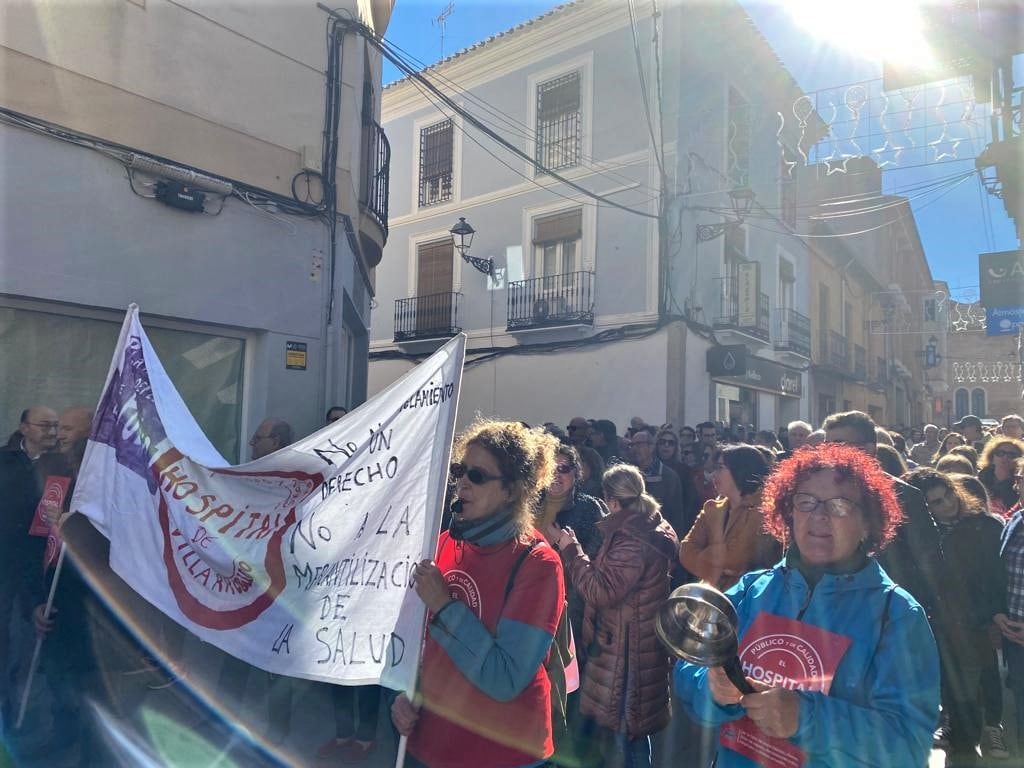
[329,14,659,220]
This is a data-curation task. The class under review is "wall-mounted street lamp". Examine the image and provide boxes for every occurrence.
[696,188,756,242]
[919,335,942,369]
[450,217,493,276]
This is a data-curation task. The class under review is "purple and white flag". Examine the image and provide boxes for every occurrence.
[73,305,464,690]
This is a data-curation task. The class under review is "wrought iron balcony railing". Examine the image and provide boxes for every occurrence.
[359,117,390,238]
[507,271,595,331]
[854,344,868,380]
[713,277,770,341]
[818,329,849,371]
[393,292,461,343]
[773,308,811,358]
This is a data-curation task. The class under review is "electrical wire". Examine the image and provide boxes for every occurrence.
[401,55,661,216]
[626,0,666,179]
[380,34,665,198]
[348,22,660,220]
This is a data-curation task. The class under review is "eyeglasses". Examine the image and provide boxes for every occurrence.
[555,464,575,475]
[26,421,59,431]
[792,493,859,519]
[450,462,504,485]
[658,439,677,447]
[994,449,1022,459]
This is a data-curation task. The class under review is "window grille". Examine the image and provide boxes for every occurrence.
[418,119,453,207]
[536,72,581,171]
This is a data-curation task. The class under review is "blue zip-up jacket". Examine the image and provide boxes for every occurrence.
[674,558,939,767]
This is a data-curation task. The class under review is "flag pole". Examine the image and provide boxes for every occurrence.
[15,543,67,729]
[394,334,466,768]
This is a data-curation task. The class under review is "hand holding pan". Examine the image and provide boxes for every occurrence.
[655,582,754,695]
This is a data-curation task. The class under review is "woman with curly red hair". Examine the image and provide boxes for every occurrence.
[675,444,940,768]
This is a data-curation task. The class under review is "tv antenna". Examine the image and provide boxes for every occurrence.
[433,1,455,59]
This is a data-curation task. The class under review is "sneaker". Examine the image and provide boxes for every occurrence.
[982,724,1010,759]
[933,724,951,750]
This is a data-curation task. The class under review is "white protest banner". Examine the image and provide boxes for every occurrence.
[73,305,464,691]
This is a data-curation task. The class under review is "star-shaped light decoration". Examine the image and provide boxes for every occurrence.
[929,130,962,162]
[871,139,904,169]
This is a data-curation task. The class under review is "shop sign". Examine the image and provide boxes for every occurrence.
[737,262,760,327]
[979,250,1024,308]
[710,351,803,398]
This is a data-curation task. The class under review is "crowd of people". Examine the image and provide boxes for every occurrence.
[8,402,1024,767]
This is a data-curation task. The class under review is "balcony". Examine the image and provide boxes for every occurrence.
[817,330,849,373]
[713,277,770,343]
[773,308,811,360]
[853,345,868,381]
[360,117,390,236]
[871,356,889,391]
[394,292,461,344]
[507,271,595,332]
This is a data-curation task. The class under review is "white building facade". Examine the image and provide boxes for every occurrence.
[1,0,395,459]
[370,0,815,432]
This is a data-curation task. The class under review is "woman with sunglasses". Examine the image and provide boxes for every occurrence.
[543,464,678,768]
[655,428,685,477]
[675,444,940,768]
[978,438,1024,518]
[392,420,565,768]
[679,445,779,591]
[903,469,1006,766]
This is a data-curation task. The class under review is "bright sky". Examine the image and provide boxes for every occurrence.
[382,0,1019,294]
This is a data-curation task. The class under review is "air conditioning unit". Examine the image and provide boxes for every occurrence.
[533,295,567,321]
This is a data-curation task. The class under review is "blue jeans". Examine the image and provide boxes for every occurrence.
[595,727,651,768]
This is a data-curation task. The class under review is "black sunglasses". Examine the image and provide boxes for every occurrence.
[994,449,1022,459]
[450,462,504,485]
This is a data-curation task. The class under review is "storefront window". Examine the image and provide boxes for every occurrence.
[0,306,245,462]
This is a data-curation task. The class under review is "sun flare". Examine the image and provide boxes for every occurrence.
[782,0,938,70]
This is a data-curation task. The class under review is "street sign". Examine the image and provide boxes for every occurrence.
[985,307,1024,336]
[707,345,748,377]
[979,250,1024,308]
[737,262,760,328]
[285,341,308,370]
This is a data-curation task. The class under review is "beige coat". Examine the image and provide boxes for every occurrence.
[679,491,780,590]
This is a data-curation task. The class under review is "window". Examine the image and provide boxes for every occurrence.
[536,71,581,172]
[0,306,245,461]
[418,119,453,207]
[727,87,751,188]
[971,388,986,417]
[955,388,970,419]
[415,239,455,333]
[533,208,582,290]
[778,258,795,311]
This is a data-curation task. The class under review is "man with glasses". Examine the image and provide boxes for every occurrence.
[823,411,941,620]
[566,416,590,448]
[0,406,60,722]
[629,429,694,586]
[696,421,718,450]
[248,418,293,461]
